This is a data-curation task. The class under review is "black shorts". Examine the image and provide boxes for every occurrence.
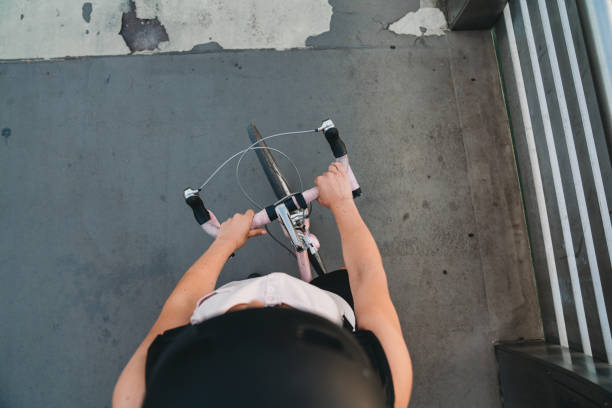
[310,268,354,310]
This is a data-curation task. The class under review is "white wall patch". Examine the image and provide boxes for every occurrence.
[136,0,332,52]
[0,0,332,60]
[389,7,447,37]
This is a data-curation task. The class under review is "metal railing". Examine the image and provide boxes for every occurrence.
[500,0,612,362]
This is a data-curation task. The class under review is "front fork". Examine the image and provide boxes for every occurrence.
[275,202,326,281]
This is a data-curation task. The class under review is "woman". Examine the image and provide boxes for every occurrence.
[113,163,412,407]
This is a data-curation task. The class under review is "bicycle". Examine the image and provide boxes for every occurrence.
[184,119,361,282]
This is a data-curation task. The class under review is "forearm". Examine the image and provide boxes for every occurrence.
[332,201,401,326]
[331,200,386,286]
[165,239,234,312]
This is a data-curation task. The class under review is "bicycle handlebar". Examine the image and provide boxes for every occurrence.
[323,127,347,158]
[185,125,360,238]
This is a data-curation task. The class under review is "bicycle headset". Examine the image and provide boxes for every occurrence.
[142,308,390,408]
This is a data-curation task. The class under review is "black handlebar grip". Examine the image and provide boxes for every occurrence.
[185,192,211,225]
[324,127,348,158]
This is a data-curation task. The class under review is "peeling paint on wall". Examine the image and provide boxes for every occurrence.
[119,0,169,52]
[0,0,332,60]
[389,7,447,37]
[82,2,93,23]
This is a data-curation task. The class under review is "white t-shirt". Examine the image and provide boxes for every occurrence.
[190,272,355,329]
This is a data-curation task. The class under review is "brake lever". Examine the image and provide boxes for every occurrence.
[316,118,335,132]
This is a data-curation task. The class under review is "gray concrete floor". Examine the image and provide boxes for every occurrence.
[0,2,542,407]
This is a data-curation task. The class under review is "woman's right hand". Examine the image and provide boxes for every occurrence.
[215,209,266,252]
[315,163,354,212]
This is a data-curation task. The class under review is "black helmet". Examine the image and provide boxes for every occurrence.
[143,308,388,407]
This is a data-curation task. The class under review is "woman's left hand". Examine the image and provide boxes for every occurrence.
[215,209,266,251]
